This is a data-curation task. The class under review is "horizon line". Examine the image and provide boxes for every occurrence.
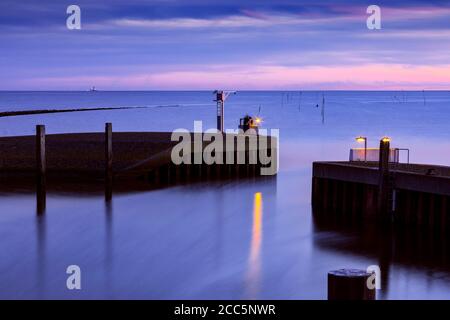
[1,89,449,92]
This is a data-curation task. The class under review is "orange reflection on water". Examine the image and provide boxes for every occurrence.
[250,192,263,263]
[246,192,263,298]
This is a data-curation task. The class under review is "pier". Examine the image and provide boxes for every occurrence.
[312,160,450,230]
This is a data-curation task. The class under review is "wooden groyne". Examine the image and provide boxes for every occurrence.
[0,106,149,118]
[312,160,450,231]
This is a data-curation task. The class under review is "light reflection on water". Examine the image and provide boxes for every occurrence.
[245,192,263,299]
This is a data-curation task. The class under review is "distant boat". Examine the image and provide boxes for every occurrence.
[89,86,98,92]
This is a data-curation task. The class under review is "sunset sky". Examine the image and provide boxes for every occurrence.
[1,0,450,90]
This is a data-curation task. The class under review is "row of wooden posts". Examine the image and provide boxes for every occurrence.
[148,156,264,186]
[35,123,113,179]
[34,123,268,212]
[35,123,113,215]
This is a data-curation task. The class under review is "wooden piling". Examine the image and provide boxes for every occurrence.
[350,183,357,219]
[405,191,412,225]
[175,164,182,182]
[340,181,347,217]
[429,194,436,230]
[395,190,404,224]
[417,192,424,227]
[328,269,376,300]
[441,196,448,234]
[322,178,330,212]
[311,177,319,210]
[365,185,378,219]
[154,167,161,184]
[105,123,113,200]
[330,180,338,212]
[36,125,46,178]
[378,138,391,219]
[167,164,173,183]
[36,125,46,215]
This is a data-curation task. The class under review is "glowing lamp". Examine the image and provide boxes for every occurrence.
[355,136,367,162]
[355,136,366,143]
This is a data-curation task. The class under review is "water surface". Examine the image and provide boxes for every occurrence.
[1,91,450,299]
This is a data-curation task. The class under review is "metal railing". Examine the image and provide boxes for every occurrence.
[349,148,410,164]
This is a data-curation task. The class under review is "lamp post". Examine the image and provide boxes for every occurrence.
[355,136,367,162]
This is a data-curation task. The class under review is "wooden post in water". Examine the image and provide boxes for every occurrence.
[312,178,319,214]
[105,123,113,201]
[36,125,46,214]
[441,196,448,234]
[154,167,161,184]
[175,164,182,183]
[167,164,173,183]
[328,269,375,300]
[378,138,391,219]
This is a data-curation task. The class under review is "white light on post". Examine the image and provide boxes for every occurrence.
[356,136,368,162]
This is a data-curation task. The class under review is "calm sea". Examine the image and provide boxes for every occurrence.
[1,91,450,299]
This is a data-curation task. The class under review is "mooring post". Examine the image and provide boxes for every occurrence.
[36,125,46,177]
[341,181,348,217]
[378,138,391,219]
[429,194,436,229]
[417,192,424,227]
[36,125,46,214]
[167,164,172,183]
[175,164,182,183]
[328,269,376,300]
[154,167,161,184]
[441,196,448,234]
[311,177,319,211]
[105,123,113,200]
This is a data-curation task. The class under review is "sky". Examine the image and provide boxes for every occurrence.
[1,0,450,90]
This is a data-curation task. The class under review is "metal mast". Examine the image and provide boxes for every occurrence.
[214,90,236,132]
